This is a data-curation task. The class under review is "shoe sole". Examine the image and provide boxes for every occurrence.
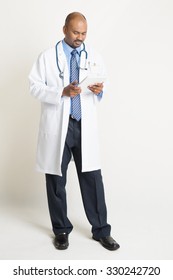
[54,244,69,250]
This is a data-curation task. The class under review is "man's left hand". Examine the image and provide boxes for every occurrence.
[88,83,103,95]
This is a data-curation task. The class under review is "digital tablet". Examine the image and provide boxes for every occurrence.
[79,76,106,92]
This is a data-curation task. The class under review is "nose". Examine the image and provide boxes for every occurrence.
[77,33,83,41]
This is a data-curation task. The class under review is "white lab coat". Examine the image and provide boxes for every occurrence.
[29,41,107,175]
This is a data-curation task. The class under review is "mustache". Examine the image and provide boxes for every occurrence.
[75,40,83,43]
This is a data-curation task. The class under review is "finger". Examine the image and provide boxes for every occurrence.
[71,80,78,86]
[95,82,103,87]
[70,91,77,97]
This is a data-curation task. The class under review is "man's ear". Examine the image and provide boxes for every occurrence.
[63,25,67,35]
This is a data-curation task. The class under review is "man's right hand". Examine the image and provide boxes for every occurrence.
[62,81,81,97]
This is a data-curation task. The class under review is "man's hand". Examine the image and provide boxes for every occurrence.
[62,81,81,97]
[87,83,103,95]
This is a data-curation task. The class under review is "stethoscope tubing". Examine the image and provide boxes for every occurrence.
[55,41,88,79]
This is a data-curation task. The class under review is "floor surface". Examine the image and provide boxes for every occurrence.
[0,199,172,260]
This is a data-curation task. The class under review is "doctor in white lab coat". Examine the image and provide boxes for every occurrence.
[29,12,120,251]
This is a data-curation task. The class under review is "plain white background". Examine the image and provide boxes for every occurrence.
[0,0,173,260]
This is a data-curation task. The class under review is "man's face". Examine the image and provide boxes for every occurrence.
[63,17,87,48]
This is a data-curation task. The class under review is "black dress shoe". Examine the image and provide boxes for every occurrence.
[93,236,120,251]
[54,233,69,250]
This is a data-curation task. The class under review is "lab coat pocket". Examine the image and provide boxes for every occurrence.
[88,63,102,76]
[40,105,58,135]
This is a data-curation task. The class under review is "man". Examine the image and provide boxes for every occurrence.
[29,12,120,251]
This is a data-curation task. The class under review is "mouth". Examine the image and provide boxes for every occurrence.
[75,40,83,45]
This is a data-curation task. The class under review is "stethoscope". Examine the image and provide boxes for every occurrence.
[55,41,88,79]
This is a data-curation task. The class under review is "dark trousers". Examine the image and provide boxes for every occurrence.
[45,117,111,239]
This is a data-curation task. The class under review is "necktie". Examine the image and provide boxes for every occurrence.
[70,49,81,121]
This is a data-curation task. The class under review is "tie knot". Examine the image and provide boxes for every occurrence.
[71,49,78,56]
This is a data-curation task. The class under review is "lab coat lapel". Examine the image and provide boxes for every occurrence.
[57,41,69,86]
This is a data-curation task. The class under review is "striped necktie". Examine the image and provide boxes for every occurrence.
[70,49,81,121]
